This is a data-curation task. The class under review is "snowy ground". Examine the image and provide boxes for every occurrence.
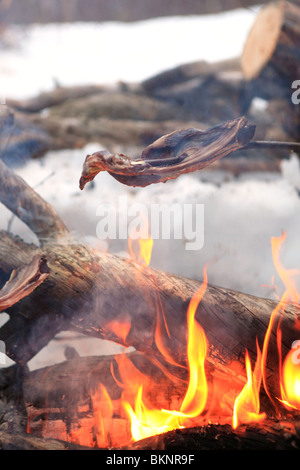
[0,8,259,99]
[1,6,300,370]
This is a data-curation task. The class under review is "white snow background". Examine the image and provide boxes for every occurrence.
[1,6,300,370]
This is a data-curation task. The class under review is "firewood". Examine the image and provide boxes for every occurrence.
[0,123,300,448]
[23,354,300,449]
[141,57,241,93]
[241,1,300,101]
[6,85,107,114]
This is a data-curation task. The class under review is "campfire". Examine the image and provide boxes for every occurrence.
[0,0,300,452]
[22,230,300,449]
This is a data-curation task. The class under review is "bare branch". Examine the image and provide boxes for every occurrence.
[0,160,70,244]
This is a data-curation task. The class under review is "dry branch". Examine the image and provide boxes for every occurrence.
[0,159,69,244]
[6,85,107,114]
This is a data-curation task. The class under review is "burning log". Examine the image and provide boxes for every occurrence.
[23,353,300,449]
[121,420,300,450]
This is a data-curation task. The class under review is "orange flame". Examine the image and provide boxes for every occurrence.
[128,213,153,268]
[180,267,208,418]
[262,232,300,408]
[122,267,209,441]
[280,343,300,410]
[69,384,113,448]
[105,318,131,343]
[232,343,266,429]
[27,229,300,447]
[91,384,114,447]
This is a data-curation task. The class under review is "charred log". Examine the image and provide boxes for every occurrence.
[79,117,256,189]
[120,419,300,450]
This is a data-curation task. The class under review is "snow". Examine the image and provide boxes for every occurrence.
[0,8,259,99]
[1,6,300,370]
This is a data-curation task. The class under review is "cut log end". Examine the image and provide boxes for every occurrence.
[241,2,284,80]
